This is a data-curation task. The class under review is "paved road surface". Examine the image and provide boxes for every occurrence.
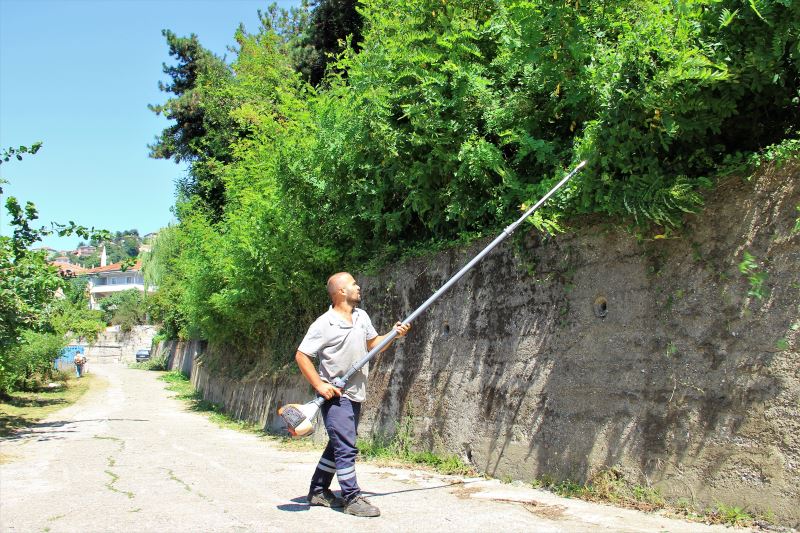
[0,364,741,532]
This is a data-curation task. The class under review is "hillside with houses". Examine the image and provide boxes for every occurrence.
[37,230,158,310]
[34,230,157,268]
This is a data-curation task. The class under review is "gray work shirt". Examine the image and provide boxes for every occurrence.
[298,307,378,402]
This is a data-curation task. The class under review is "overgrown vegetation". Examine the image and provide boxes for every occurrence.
[159,370,270,433]
[357,438,474,475]
[99,289,149,333]
[527,468,771,527]
[144,0,800,371]
[738,251,769,300]
[157,370,772,524]
[161,369,472,472]
[358,413,474,475]
[670,499,768,527]
[130,352,168,371]
[0,275,106,395]
[532,468,665,512]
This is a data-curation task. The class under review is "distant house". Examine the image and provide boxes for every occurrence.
[52,255,73,264]
[50,261,89,278]
[32,246,58,259]
[85,260,155,310]
[74,245,97,257]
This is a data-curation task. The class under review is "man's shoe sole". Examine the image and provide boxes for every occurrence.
[344,509,380,517]
[343,506,380,517]
[307,495,344,508]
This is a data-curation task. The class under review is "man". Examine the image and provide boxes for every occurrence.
[295,272,411,517]
[74,352,86,378]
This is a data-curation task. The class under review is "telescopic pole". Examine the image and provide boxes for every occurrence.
[329,160,586,390]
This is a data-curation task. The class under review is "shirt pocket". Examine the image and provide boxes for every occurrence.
[358,322,369,347]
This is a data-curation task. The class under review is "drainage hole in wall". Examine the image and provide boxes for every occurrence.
[593,296,608,318]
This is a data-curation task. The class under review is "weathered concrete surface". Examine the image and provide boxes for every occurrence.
[357,161,800,525]
[160,339,205,377]
[82,325,158,364]
[0,364,736,533]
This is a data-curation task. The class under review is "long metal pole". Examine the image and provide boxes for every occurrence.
[330,160,586,389]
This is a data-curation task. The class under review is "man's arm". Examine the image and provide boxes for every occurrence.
[366,322,411,352]
[295,351,341,400]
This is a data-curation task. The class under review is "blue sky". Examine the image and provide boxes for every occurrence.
[0,0,298,250]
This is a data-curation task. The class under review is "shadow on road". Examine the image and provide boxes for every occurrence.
[0,418,149,442]
[278,480,476,513]
[363,480,477,498]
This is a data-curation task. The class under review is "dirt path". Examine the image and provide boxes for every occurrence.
[0,364,743,532]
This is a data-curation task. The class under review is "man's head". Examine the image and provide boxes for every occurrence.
[327,272,361,306]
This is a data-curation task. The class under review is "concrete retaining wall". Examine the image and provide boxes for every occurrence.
[158,339,203,376]
[154,340,323,438]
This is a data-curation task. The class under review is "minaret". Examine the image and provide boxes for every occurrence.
[100,244,107,267]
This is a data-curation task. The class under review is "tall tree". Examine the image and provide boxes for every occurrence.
[148,30,234,220]
[292,0,364,86]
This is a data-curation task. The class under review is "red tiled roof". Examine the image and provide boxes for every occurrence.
[85,260,142,274]
[49,261,89,276]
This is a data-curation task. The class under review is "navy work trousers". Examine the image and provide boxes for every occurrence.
[309,396,362,501]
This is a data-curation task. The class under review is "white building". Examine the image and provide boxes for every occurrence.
[85,259,155,310]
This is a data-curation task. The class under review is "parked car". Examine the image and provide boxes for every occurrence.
[135,349,151,363]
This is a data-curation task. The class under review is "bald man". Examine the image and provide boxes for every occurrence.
[295,272,410,517]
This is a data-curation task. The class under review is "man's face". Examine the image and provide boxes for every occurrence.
[342,275,361,304]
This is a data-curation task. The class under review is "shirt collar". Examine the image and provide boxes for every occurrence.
[327,306,361,328]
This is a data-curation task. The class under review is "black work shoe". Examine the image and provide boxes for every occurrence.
[344,495,380,517]
[307,489,345,508]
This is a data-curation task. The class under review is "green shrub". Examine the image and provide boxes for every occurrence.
[738,251,769,299]
[99,290,147,333]
[0,331,66,395]
[131,354,168,371]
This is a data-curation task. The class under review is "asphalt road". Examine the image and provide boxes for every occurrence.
[0,364,740,533]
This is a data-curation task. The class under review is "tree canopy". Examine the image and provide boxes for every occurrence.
[146,0,800,372]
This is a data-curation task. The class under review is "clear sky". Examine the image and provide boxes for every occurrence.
[0,0,298,251]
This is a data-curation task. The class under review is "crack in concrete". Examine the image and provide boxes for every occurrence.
[94,435,133,499]
[104,469,134,499]
[164,468,210,501]
[93,435,125,449]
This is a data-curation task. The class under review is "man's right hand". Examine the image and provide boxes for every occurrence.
[315,382,342,400]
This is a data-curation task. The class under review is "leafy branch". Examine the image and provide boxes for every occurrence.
[738,251,769,300]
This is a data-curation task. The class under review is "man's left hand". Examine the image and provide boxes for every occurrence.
[394,321,411,337]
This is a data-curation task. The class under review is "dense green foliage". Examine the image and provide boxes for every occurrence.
[147,0,799,372]
[1,145,107,395]
[291,0,364,86]
[141,226,192,340]
[0,262,105,395]
[0,331,65,394]
[99,289,149,333]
